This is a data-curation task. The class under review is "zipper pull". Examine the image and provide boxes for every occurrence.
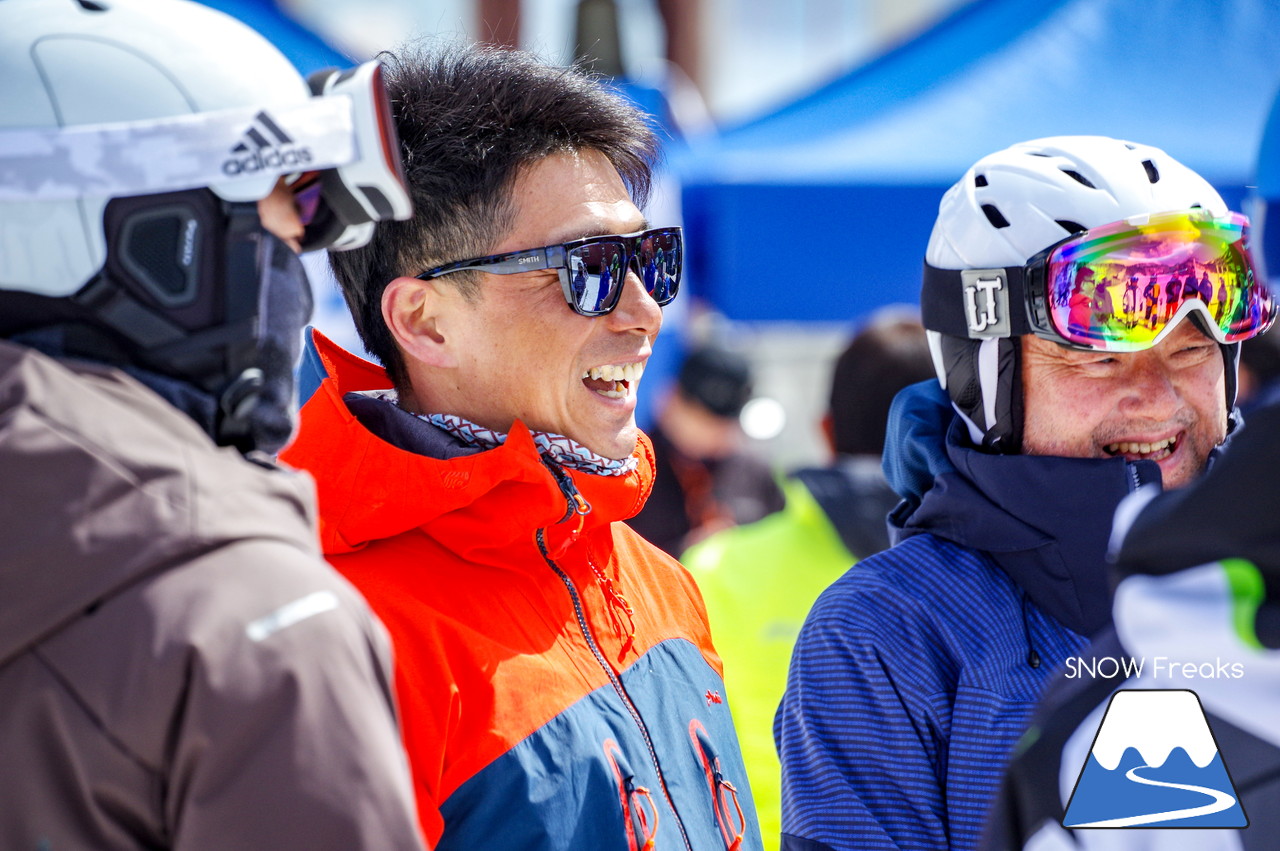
[539,458,593,557]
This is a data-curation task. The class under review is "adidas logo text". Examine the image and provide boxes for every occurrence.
[222,110,314,177]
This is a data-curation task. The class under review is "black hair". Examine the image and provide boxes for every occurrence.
[329,42,660,388]
[829,312,935,456]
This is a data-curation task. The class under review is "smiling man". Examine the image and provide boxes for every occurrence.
[775,136,1276,851]
[280,45,763,851]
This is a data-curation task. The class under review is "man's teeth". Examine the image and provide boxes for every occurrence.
[582,363,645,384]
[1106,436,1176,456]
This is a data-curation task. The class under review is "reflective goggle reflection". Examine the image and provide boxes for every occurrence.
[1038,209,1275,351]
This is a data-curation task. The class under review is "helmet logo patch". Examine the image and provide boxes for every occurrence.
[962,270,1011,338]
[222,111,314,176]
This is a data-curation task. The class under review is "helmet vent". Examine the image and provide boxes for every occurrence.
[981,204,1011,229]
[1060,169,1096,189]
[1142,159,1160,183]
[1056,220,1087,235]
[974,174,989,187]
[74,0,109,11]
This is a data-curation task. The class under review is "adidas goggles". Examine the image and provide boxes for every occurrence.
[922,208,1277,352]
[0,59,410,252]
[416,226,683,317]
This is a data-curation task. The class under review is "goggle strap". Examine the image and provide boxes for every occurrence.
[921,262,1034,340]
[0,97,359,201]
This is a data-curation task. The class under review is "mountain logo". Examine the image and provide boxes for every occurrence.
[221,111,313,176]
[1062,689,1247,829]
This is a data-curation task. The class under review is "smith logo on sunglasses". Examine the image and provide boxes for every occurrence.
[924,209,1278,352]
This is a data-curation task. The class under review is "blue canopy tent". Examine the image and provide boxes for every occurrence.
[676,0,1280,322]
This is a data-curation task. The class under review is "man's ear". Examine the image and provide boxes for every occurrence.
[820,411,838,459]
[382,276,458,369]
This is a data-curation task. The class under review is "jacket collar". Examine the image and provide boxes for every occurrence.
[282,330,655,562]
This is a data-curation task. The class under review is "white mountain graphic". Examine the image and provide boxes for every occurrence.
[1062,689,1247,829]
[1090,690,1218,770]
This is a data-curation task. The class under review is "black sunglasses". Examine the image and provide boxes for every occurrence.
[414,226,683,317]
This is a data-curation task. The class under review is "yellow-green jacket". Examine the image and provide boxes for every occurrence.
[682,457,898,851]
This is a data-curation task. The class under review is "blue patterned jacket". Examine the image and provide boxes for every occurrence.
[775,381,1160,851]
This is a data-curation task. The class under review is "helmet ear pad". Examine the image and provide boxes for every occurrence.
[101,190,225,325]
[1222,340,1241,433]
[932,333,1023,453]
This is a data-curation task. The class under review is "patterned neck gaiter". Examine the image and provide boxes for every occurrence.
[425,412,638,477]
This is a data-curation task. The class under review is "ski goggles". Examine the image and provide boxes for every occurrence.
[0,59,410,253]
[297,61,411,251]
[922,209,1276,351]
[416,226,683,317]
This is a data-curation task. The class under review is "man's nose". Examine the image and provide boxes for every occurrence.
[606,269,663,337]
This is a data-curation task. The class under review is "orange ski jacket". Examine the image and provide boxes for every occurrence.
[281,330,762,851]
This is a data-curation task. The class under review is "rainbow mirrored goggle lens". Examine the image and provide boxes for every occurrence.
[1038,210,1275,351]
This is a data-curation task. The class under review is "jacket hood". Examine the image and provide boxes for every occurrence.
[280,330,656,563]
[883,380,958,515]
[884,380,1161,636]
[0,340,318,666]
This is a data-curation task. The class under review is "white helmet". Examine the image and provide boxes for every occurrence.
[0,0,411,454]
[0,0,314,296]
[921,135,1238,451]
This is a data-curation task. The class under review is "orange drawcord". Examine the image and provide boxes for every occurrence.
[633,785,659,850]
[720,778,747,850]
[587,554,637,661]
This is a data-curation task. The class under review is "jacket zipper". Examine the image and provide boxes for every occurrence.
[536,462,694,851]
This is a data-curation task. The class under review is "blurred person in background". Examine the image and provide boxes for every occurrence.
[0,0,423,848]
[1236,323,1280,415]
[776,136,1275,851]
[280,43,764,850]
[981,86,1280,851]
[627,343,785,555]
[682,309,936,850]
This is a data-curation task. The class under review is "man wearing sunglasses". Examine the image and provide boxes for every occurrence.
[280,44,763,851]
[0,1,424,848]
[776,136,1276,851]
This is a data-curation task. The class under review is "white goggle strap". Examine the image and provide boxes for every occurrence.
[0,96,358,201]
[310,60,413,225]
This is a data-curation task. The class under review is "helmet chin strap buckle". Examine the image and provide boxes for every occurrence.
[217,367,265,450]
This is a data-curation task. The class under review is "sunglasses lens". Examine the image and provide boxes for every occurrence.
[567,241,628,314]
[637,229,682,305]
[1044,210,1275,351]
